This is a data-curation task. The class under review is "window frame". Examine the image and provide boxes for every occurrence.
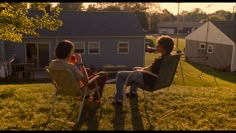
[73,42,85,55]
[207,44,213,54]
[117,41,129,54]
[88,42,100,55]
[198,42,206,53]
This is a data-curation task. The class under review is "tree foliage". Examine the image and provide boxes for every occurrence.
[0,2,63,43]
[182,8,207,22]
[59,2,83,11]
[158,9,176,21]
[86,4,99,12]
[209,10,232,21]
[149,13,160,33]
[86,2,160,32]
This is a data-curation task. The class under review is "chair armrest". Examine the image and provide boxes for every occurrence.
[123,69,159,90]
[88,75,101,85]
[80,75,101,94]
[135,69,159,79]
[88,71,107,78]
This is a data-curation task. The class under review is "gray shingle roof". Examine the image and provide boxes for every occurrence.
[211,20,236,43]
[39,11,145,36]
[158,21,202,28]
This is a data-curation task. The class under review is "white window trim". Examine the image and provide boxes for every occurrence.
[207,44,213,54]
[198,42,206,53]
[117,41,129,54]
[199,42,206,50]
[73,42,85,55]
[88,42,100,55]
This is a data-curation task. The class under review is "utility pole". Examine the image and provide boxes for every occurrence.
[176,2,180,52]
[232,4,235,21]
[176,2,185,86]
[148,13,151,34]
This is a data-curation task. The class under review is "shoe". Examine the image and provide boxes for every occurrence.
[111,100,123,106]
[126,92,138,97]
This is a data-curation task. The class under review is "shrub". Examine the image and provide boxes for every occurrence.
[145,38,155,47]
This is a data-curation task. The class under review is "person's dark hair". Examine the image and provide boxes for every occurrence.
[157,35,174,53]
[55,40,74,59]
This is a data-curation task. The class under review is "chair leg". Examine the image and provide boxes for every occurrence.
[43,93,57,130]
[95,81,101,101]
[76,88,88,123]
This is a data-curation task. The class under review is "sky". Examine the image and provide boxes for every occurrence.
[159,3,236,15]
[81,2,236,15]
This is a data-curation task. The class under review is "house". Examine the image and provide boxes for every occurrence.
[157,21,202,35]
[0,11,145,71]
[184,20,236,72]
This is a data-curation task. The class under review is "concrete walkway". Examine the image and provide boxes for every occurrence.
[34,71,49,79]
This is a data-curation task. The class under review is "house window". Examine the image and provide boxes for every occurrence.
[118,41,129,54]
[88,42,100,54]
[74,42,85,54]
[207,45,213,54]
[198,43,205,53]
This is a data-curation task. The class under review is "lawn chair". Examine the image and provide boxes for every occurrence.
[44,66,102,128]
[123,53,182,102]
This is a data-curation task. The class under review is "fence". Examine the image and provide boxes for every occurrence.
[11,63,35,79]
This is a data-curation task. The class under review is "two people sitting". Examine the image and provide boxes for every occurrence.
[48,35,175,107]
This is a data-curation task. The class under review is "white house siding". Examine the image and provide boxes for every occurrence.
[76,37,145,70]
[185,40,233,70]
[185,40,208,65]
[158,28,175,35]
[25,36,145,70]
[207,42,232,70]
[185,21,235,72]
[232,44,236,72]
[5,42,26,63]
[20,36,145,70]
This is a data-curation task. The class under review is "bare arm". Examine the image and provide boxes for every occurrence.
[75,54,89,85]
[143,64,151,71]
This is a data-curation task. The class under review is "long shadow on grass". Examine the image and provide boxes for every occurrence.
[129,97,144,130]
[113,106,125,130]
[186,61,236,84]
[86,107,100,130]
[73,105,100,130]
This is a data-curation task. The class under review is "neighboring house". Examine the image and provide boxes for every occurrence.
[185,20,236,72]
[157,21,202,35]
[0,11,145,71]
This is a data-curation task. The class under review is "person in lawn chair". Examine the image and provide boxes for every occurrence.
[49,40,107,103]
[112,35,175,106]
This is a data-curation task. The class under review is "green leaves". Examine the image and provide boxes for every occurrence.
[0,2,63,43]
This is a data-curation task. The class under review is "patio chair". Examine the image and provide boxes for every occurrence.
[123,53,182,102]
[44,66,102,128]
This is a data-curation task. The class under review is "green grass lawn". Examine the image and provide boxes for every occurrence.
[0,83,235,130]
[145,53,236,88]
[0,36,236,130]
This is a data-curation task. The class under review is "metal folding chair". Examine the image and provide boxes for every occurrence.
[44,67,102,129]
[123,53,182,103]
